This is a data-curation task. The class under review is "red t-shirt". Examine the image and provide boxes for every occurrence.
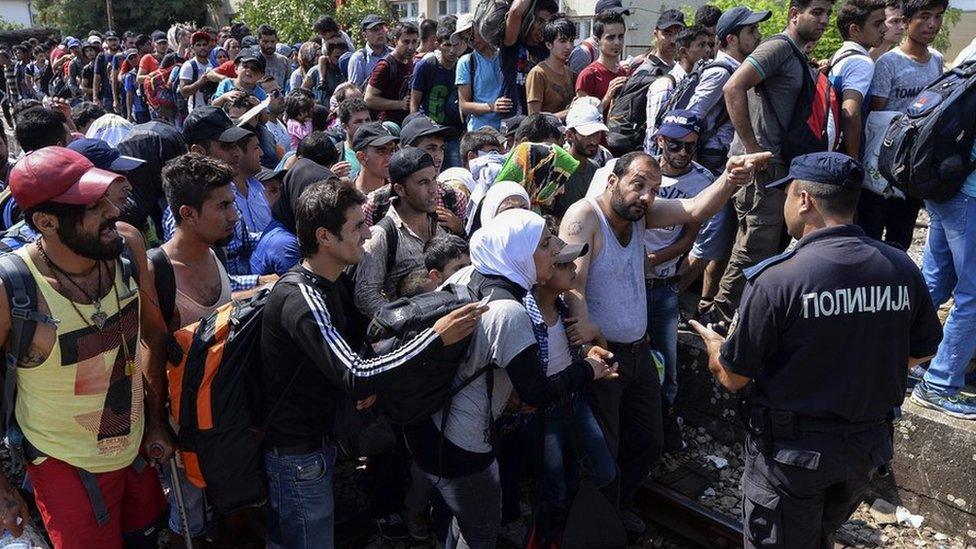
[575,61,629,99]
[368,54,413,125]
[138,54,160,74]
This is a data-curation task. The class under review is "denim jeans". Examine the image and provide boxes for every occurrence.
[921,193,976,392]
[265,444,337,549]
[539,393,616,507]
[444,138,462,170]
[424,461,501,549]
[647,281,680,405]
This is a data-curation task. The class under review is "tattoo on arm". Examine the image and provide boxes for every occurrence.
[566,221,583,236]
[17,348,46,368]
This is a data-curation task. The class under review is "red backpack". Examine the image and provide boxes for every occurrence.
[141,65,177,111]
[758,35,840,162]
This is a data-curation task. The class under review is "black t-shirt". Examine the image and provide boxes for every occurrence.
[260,266,441,447]
[94,52,115,100]
[720,225,942,423]
[499,41,549,116]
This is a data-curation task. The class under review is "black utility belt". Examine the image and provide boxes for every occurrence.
[646,276,679,290]
[267,435,332,456]
[749,407,889,441]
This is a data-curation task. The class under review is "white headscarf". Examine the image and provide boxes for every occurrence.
[479,180,531,228]
[470,209,545,290]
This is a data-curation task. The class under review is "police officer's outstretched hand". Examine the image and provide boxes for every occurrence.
[724,151,774,186]
[434,302,489,346]
[0,474,31,538]
[689,319,726,358]
[585,346,619,380]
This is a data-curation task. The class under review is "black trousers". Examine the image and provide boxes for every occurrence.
[741,425,892,549]
[587,338,664,506]
[855,191,922,252]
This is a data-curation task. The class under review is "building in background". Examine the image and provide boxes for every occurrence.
[1,0,34,27]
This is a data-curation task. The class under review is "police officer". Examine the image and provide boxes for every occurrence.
[690,152,943,548]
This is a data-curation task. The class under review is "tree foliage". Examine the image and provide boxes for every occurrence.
[236,0,389,46]
[684,0,961,58]
[0,16,25,31]
[33,0,219,36]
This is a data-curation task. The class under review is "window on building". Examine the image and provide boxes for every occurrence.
[573,20,592,44]
[391,1,421,20]
[437,0,472,15]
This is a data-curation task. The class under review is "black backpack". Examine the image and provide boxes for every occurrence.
[606,65,667,157]
[365,271,515,425]
[878,60,976,201]
[472,0,536,47]
[652,59,735,147]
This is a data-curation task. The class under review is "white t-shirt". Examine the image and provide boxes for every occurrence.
[179,58,212,113]
[870,47,943,113]
[546,318,573,377]
[829,41,875,99]
[644,162,714,279]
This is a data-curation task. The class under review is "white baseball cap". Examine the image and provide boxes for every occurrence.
[566,101,609,136]
[453,13,475,37]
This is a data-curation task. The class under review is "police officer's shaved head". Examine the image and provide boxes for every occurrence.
[770,152,863,237]
[792,179,860,218]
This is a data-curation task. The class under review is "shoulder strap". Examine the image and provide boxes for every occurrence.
[829,49,869,72]
[376,215,399,275]
[0,253,57,433]
[148,247,176,329]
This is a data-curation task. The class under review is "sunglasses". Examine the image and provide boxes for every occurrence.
[269,89,282,98]
[664,138,697,153]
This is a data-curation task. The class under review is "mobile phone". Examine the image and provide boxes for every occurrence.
[477,290,494,308]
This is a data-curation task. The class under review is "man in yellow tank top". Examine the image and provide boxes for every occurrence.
[0,146,175,549]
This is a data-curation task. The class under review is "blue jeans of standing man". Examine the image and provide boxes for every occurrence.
[424,461,501,549]
[265,443,337,549]
[539,393,616,507]
[647,280,679,405]
[922,194,976,392]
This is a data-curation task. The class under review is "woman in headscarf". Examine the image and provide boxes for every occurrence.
[250,157,337,275]
[209,46,229,68]
[403,209,616,549]
[290,41,320,95]
[467,180,531,237]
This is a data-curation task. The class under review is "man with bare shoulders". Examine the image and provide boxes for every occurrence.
[558,149,769,530]
[0,146,174,548]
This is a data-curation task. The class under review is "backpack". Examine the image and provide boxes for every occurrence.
[606,65,668,156]
[757,35,840,163]
[141,65,178,111]
[47,64,70,99]
[878,60,976,201]
[472,0,536,47]
[169,62,188,119]
[652,59,735,146]
[365,270,514,425]
[164,274,294,514]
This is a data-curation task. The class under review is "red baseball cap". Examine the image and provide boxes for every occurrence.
[190,31,212,45]
[10,147,124,210]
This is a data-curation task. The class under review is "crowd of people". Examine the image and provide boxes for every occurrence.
[0,0,970,546]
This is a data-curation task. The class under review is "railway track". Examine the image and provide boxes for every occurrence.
[634,479,744,548]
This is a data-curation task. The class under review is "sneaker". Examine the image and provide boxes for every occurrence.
[619,508,646,535]
[374,514,411,541]
[402,509,430,541]
[911,382,976,419]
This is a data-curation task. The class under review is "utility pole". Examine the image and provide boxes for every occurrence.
[106,0,115,31]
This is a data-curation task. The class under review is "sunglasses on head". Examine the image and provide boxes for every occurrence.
[664,138,697,153]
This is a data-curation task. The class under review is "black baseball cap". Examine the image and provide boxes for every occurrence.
[235,47,266,72]
[768,152,864,190]
[352,122,399,151]
[67,138,146,172]
[656,9,686,30]
[401,115,459,146]
[241,35,258,48]
[500,115,525,138]
[182,106,253,144]
[255,167,287,182]
[716,7,772,43]
[104,30,119,39]
[389,147,436,185]
[595,0,630,15]
[362,14,386,31]
[151,30,167,43]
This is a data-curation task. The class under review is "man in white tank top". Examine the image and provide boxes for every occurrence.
[150,153,239,543]
[558,149,769,528]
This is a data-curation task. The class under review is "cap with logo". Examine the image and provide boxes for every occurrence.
[389,147,436,184]
[235,47,266,72]
[182,106,253,144]
[352,122,400,151]
[401,115,460,147]
[362,14,386,32]
[595,0,631,15]
[656,9,686,30]
[768,152,864,190]
[566,101,609,136]
[10,147,124,210]
[716,7,772,43]
[67,138,146,172]
[656,109,704,140]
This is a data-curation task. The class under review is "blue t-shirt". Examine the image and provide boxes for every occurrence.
[213,79,268,101]
[456,50,503,131]
[412,54,462,131]
[123,71,146,114]
[250,221,300,276]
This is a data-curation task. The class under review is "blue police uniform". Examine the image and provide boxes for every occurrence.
[718,153,943,548]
